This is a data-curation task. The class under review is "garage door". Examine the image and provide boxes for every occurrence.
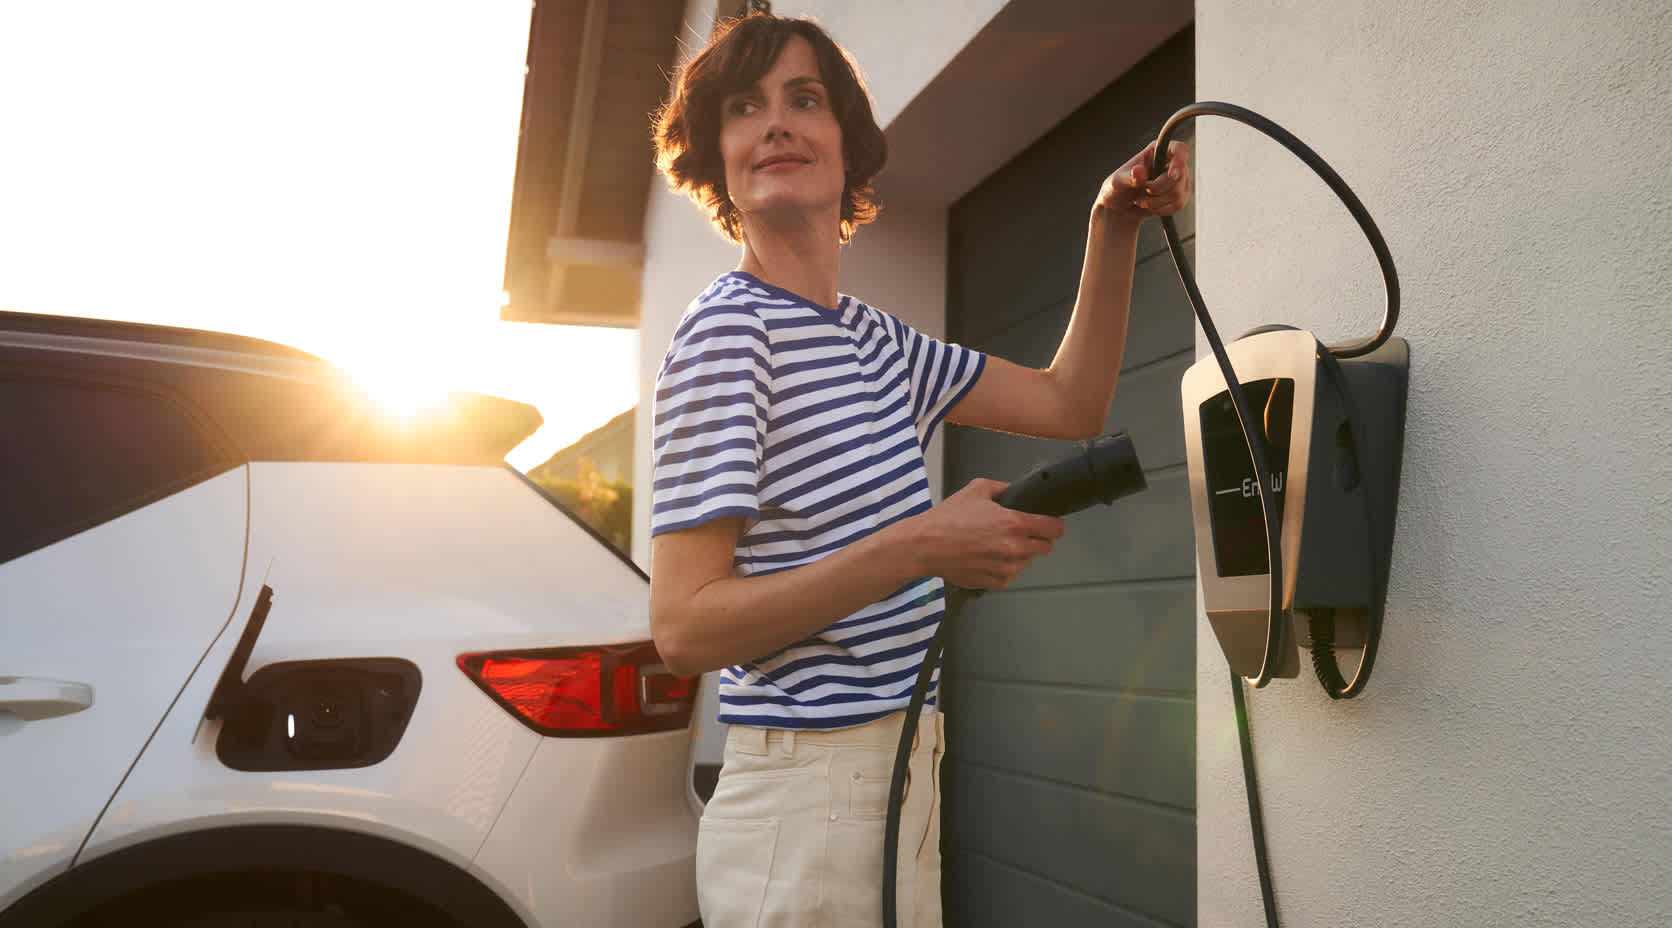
[941,28,1198,928]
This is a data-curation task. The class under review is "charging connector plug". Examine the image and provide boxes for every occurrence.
[996,432,1147,517]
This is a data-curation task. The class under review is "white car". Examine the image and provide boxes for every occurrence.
[0,311,701,927]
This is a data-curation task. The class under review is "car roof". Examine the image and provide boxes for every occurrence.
[0,309,327,361]
[0,310,543,465]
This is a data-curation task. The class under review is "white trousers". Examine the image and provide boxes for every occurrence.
[696,710,945,928]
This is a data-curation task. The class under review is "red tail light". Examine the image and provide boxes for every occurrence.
[457,641,695,736]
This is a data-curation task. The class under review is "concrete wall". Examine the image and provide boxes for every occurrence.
[1194,3,1672,925]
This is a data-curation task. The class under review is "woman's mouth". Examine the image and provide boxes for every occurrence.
[754,155,808,171]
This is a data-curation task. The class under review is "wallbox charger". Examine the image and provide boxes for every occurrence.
[1181,328,1409,681]
[1153,102,1407,927]
[1153,102,1404,694]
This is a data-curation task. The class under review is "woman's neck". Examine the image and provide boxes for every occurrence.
[736,214,842,311]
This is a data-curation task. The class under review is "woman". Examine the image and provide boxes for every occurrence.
[648,12,1189,927]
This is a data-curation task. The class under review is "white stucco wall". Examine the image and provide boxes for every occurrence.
[1194,3,1672,925]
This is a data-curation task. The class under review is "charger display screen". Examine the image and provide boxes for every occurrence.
[1199,378,1294,578]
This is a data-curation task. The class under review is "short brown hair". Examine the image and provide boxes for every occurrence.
[652,13,887,244]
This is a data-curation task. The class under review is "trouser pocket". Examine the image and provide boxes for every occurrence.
[696,816,780,928]
[832,747,896,821]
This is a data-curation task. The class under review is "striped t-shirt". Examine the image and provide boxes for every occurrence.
[650,271,986,730]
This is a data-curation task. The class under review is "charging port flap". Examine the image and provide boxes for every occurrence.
[215,658,421,772]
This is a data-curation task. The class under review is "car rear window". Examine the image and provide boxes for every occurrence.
[508,466,646,580]
[0,376,236,564]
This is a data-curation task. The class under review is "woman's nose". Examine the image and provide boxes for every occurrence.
[764,105,792,140]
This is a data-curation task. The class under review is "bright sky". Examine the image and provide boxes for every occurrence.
[0,1,639,472]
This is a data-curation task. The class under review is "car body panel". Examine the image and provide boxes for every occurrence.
[79,570,542,874]
[0,468,248,908]
[236,462,649,652]
[473,731,700,927]
[69,461,696,925]
[1,313,699,925]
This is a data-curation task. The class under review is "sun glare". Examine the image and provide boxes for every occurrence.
[313,317,638,471]
[0,2,641,475]
[348,364,456,421]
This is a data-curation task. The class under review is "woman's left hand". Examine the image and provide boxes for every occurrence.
[1095,140,1192,223]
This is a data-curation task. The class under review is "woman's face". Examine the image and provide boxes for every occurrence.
[718,36,846,234]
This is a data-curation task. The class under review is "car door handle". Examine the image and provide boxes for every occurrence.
[0,676,95,720]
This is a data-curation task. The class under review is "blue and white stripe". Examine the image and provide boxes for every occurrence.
[651,271,985,729]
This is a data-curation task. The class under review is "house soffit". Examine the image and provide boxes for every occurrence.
[501,0,686,328]
[878,0,1193,208]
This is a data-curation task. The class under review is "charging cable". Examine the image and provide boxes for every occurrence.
[881,435,1147,928]
[1150,101,1401,927]
[877,102,1400,928]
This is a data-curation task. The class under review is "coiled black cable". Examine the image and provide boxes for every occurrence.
[1306,344,1388,700]
[1150,101,1401,928]
[880,102,1400,928]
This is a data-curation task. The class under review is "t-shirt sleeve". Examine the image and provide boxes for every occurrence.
[882,311,987,448]
[650,303,772,536]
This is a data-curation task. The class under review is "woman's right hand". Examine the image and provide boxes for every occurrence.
[908,478,1067,590]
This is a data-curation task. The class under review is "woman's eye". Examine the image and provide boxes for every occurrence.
[726,98,758,117]
[793,94,821,110]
